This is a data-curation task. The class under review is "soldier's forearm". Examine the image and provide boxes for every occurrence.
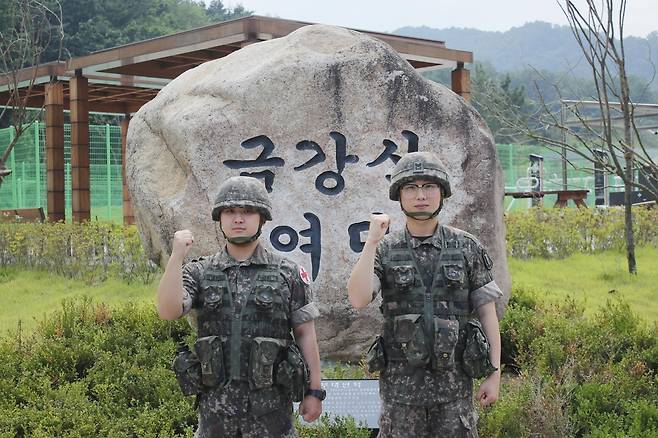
[347,241,377,309]
[156,253,186,320]
[478,302,501,370]
[293,321,322,389]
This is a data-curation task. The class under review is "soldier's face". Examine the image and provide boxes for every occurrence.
[399,178,442,214]
[220,207,261,238]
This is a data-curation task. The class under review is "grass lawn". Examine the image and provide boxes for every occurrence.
[1,247,656,333]
[509,246,658,322]
[0,268,157,334]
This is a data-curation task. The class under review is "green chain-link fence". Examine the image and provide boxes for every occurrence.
[0,122,123,222]
[497,143,602,211]
[2,125,653,218]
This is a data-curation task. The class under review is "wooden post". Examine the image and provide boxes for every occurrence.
[70,73,90,222]
[121,116,134,225]
[451,62,471,102]
[45,80,65,222]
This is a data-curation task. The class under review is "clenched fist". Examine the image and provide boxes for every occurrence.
[172,229,194,259]
[366,213,390,245]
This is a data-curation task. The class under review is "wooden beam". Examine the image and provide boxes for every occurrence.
[45,81,65,222]
[70,74,90,222]
[68,21,247,73]
[121,116,134,225]
[451,63,471,102]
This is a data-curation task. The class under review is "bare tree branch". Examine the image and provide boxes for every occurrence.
[0,0,63,186]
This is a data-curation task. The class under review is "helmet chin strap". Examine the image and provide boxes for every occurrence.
[401,198,443,221]
[219,221,263,245]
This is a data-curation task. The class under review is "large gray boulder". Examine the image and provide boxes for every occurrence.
[127,24,509,360]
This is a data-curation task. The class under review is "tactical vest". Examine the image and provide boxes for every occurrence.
[380,226,471,370]
[196,258,293,383]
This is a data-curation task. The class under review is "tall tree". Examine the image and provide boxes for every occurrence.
[471,63,532,144]
[40,0,251,61]
[206,0,250,23]
[484,0,657,274]
[0,0,64,189]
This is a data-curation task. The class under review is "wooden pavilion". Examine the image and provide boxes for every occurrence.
[0,15,473,224]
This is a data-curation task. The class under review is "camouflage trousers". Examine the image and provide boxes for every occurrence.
[378,396,478,438]
[195,408,298,438]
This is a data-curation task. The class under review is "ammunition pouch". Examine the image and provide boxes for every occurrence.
[275,343,310,402]
[442,263,465,289]
[366,335,386,373]
[250,337,286,389]
[391,265,415,290]
[172,345,203,396]
[195,335,226,387]
[462,319,497,378]
[393,314,429,367]
[432,317,459,371]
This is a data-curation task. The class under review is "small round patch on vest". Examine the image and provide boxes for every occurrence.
[299,266,311,284]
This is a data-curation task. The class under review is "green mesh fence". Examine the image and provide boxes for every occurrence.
[1,124,653,219]
[496,143,602,211]
[0,122,123,223]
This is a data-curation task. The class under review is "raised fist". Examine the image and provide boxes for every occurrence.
[366,213,390,245]
[172,229,194,258]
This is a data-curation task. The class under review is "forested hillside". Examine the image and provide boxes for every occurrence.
[395,21,658,82]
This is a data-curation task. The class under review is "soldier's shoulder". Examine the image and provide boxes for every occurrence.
[186,251,225,269]
[259,245,288,265]
[184,254,209,268]
[261,247,300,271]
[276,254,313,286]
[442,225,484,249]
[381,229,405,246]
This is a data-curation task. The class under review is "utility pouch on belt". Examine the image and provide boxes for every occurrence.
[393,314,429,367]
[432,317,460,370]
[275,343,309,402]
[172,342,203,396]
[462,318,497,378]
[250,337,285,389]
[365,335,386,372]
[195,335,226,387]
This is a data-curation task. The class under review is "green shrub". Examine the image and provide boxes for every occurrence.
[296,414,371,438]
[0,298,196,437]
[0,222,159,284]
[505,206,658,258]
[495,291,658,438]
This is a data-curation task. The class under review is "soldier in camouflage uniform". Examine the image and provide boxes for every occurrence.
[347,152,502,437]
[157,176,324,437]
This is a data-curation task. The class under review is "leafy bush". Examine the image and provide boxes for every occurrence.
[484,291,658,437]
[296,414,371,438]
[0,298,196,437]
[505,206,658,258]
[0,299,373,436]
[0,222,159,284]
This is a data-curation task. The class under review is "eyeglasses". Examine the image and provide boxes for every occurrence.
[400,183,441,196]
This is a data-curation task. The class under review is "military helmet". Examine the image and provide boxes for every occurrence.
[211,176,272,221]
[389,151,452,201]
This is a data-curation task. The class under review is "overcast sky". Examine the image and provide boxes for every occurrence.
[222,0,657,38]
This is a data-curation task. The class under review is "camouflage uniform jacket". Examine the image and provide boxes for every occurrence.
[373,224,502,406]
[181,244,320,417]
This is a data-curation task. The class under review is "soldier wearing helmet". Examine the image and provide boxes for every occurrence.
[347,152,503,437]
[157,176,324,437]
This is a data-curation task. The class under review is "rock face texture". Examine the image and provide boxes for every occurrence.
[127,24,509,360]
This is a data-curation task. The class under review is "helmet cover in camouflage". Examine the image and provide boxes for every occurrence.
[211,176,272,221]
[389,151,452,201]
